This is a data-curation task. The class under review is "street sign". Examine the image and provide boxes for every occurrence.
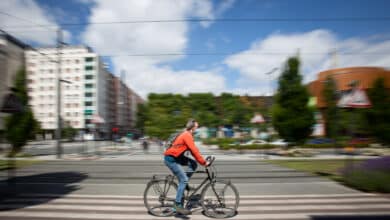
[91,114,105,124]
[250,113,265,123]
[1,93,24,113]
[337,89,371,108]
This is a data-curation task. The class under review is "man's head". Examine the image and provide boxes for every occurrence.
[185,118,198,132]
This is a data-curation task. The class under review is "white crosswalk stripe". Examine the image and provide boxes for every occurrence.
[0,193,389,220]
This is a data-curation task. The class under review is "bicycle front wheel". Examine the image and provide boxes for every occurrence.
[201,179,239,218]
[144,179,177,217]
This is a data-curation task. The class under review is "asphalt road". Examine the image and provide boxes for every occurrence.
[0,144,389,220]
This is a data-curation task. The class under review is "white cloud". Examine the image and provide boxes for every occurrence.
[82,0,232,98]
[0,0,71,45]
[225,29,390,95]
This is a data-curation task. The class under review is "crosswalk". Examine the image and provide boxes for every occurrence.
[0,193,389,220]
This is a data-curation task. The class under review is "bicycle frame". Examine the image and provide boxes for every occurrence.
[184,165,225,207]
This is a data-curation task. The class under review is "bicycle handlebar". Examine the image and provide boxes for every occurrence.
[205,156,215,167]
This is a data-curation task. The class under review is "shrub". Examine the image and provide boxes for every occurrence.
[219,144,275,150]
[342,156,390,193]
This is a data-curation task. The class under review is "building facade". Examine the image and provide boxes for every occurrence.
[0,31,28,131]
[25,46,109,136]
[307,66,390,136]
[308,67,390,108]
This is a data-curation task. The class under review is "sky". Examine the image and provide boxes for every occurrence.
[1,0,390,98]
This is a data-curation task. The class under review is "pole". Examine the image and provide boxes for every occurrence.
[56,28,63,159]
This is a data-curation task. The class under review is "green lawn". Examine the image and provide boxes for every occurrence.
[267,159,390,193]
[0,159,42,170]
[267,159,366,180]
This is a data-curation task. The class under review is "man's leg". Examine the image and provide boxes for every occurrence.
[164,156,191,215]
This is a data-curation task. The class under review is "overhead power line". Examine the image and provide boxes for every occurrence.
[99,52,389,57]
[0,11,56,31]
[2,15,390,29]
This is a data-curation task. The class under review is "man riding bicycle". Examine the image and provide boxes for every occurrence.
[164,119,209,215]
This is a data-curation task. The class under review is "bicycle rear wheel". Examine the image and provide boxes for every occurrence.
[144,179,177,216]
[201,179,239,218]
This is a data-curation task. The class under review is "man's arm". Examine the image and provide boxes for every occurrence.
[183,133,207,166]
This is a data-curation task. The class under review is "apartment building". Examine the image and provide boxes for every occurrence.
[25,45,109,136]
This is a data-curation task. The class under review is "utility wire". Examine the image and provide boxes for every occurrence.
[0,11,56,31]
[98,52,389,57]
[2,16,390,29]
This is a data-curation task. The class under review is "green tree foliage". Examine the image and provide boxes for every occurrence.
[62,121,77,140]
[135,103,147,134]
[141,93,258,139]
[5,68,41,156]
[365,78,390,144]
[322,76,339,139]
[272,57,315,143]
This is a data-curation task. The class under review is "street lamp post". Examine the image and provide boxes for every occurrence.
[56,28,63,159]
[55,29,72,159]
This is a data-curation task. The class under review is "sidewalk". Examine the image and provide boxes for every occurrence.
[0,141,381,161]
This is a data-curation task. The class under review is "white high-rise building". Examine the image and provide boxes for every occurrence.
[25,46,108,135]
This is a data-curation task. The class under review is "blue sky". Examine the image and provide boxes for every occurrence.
[1,0,390,97]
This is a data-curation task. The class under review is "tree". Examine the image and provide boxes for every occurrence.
[322,76,339,139]
[62,121,77,140]
[272,57,315,144]
[5,68,40,156]
[365,78,390,144]
[135,103,147,134]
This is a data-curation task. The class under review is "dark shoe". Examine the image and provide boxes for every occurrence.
[174,204,192,215]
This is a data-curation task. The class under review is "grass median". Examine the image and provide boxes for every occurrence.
[267,158,390,193]
[0,159,42,170]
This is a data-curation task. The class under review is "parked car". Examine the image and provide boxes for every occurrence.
[241,139,268,145]
[269,139,288,147]
[306,138,335,144]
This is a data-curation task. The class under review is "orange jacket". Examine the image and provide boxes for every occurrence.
[164,131,206,166]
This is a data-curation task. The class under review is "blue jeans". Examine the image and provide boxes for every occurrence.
[164,155,197,205]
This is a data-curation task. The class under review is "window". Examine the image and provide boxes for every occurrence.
[75,59,80,64]
[66,104,71,108]
[85,75,94,80]
[75,76,80,81]
[85,57,94,62]
[85,84,94,88]
[85,92,93,97]
[85,66,93,71]
[49,69,53,74]
[85,101,93,106]
[75,68,80,73]
[66,68,71,73]
[40,87,44,91]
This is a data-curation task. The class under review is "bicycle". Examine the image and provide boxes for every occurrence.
[144,156,240,218]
